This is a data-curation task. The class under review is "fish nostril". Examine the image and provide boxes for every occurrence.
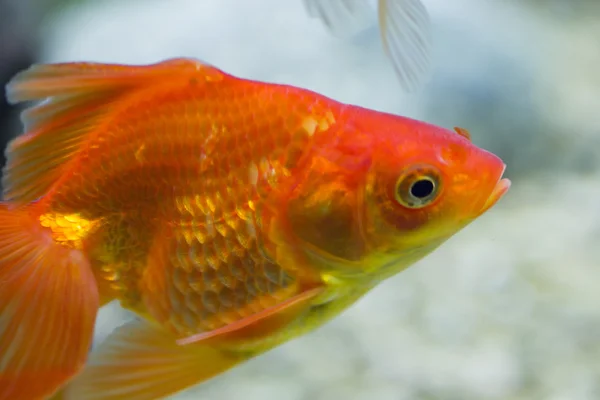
[439,143,468,166]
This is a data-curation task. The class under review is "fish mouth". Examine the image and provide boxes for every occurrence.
[480,165,511,214]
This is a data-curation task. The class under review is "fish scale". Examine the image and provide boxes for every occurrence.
[149,194,298,335]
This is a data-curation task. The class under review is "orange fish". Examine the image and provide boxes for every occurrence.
[0,58,510,400]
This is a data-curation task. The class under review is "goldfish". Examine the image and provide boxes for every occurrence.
[0,57,510,400]
[303,0,432,92]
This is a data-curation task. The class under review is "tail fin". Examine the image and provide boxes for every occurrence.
[0,203,99,400]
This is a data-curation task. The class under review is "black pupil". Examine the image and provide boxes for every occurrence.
[410,179,434,199]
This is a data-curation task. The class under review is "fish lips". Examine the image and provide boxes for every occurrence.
[480,164,511,214]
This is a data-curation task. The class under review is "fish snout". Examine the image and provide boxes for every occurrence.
[479,158,510,214]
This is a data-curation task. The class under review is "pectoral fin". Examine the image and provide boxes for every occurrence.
[177,286,325,345]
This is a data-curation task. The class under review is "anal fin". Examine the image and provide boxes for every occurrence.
[62,319,247,400]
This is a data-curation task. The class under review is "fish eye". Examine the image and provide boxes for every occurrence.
[395,165,441,209]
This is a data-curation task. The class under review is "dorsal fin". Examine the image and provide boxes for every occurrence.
[2,58,220,205]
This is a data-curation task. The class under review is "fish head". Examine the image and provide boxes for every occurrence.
[357,119,511,277]
[285,113,510,280]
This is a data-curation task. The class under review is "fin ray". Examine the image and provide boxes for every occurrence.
[63,319,247,400]
[3,57,217,205]
[303,0,432,92]
[0,203,99,400]
[378,0,432,92]
[303,0,374,38]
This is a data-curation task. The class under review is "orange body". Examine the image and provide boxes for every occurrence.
[0,58,509,400]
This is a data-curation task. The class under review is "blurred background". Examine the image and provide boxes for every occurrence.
[1,0,600,399]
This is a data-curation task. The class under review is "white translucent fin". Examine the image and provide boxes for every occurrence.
[378,0,432,92]
[303,0,375,37]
